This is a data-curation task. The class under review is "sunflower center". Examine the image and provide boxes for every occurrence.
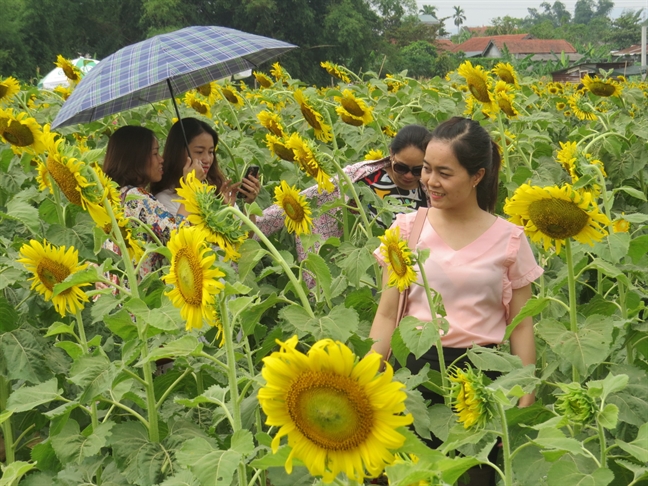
[282,195,305,222]
[590,82,616,97]
[498,71,515,84]
[300,105,322,130]
[286,371,374,451]
[197,83,212,97]
[175,248,203,306]
[46,157,83,206]
[468,80,491,104]
[36,258,71,292]
[528,198,589,239]
[341,98,364,117]
[191,101,208,115]
[387,243,407,277]
[0,85,7,98]
[223,89,239,104]
[2,120,35,147]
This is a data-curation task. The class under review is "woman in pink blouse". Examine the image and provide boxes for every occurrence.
[370,117,542,484]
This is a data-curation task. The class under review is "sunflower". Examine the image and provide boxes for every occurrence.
[556,141,578,176]
[378,226,418,292]
[568,93,597,121]
[163,226,225,332]
[504,183,610,254]
[253,71,273,88]
[258,336,412,483]
[175,172,248,261]
[55,55,81,84]
[265,134,296,162]
[18,239,89,316]
[492,62,518,87]
[320,61,351,83]
[285,133,335,193]
[457,61,496,111]
[613,216,630,233]
[45,137,93,206]
[449,367,494,430]
[556,101,566,110]
[0,108,47,155]
[184,92,212,117]
[270,62,289,82]
[582,75,622,97]
[274,181,313,235]
[218,85,244,108]
[0,77,20,104]
[385,74,404,93]
[364,149,385,161]
[294,89,333,142]
[494,81,518,118]
[53,85,72,101]
[382,125,397,138]
[195,82,218,105]
[334,90,374,126]
[257,110,285,137]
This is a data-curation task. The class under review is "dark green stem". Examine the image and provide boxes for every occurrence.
[565,240,579,382]
[497,402,513,486]
[0,375,15,464]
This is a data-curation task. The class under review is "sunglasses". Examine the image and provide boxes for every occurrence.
[391,158,423,177]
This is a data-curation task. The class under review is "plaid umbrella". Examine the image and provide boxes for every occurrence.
[51,26,297,129]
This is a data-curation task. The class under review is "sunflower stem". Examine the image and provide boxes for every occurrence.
[597,419,608,467]
[497,402,514,486]
[0,375,15,464]
[217,138,241,182]
[50,178,66,226]
[581,131,629,156]
[225,206,314,317]
[565,239,580,383]
[219,296,248,486]
[417,260,449,405]
[75,310,99,430]
[497,112,513,196]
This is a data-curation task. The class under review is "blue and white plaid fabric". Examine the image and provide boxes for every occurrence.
[52,26,297,128]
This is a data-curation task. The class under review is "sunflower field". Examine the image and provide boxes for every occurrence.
[0,58,647,486]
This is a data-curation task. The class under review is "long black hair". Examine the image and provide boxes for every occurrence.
[390,124,431,155]
[151,118,225,194]
[103,126,156,188]
[430,117,501,213]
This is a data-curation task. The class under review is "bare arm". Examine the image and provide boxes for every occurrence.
[369,268,401,360]
[508,284,536,407]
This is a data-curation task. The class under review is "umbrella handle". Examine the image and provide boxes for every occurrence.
[166,79,192,163]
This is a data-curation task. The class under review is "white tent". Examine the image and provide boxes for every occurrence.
[38,57,99,90]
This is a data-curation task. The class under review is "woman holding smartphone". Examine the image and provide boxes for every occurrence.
[152,117,261,214]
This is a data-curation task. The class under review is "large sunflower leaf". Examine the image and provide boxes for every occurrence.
[68,354,116,403]
[7,377,60,413]
[0,328,51,384]
[157,470,200,486]
[303,253,332,303]
[175,437,241,486]
[399,316,441,359]
[547,457,614,486]
[51,419,114,465]
[0,461,37,486]
[536,316,613,376]
[616,423,648,463]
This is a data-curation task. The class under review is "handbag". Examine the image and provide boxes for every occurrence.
[387,207,428,360]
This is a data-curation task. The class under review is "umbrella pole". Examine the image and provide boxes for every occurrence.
[166,79,192,162]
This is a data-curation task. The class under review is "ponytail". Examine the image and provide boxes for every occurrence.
[477,140,501,213]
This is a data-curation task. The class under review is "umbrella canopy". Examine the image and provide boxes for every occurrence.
[38,57,99,90]
[51,26,297,129]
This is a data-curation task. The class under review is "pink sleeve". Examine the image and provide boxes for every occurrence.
[373,212,417,267]
[505,226,544,289]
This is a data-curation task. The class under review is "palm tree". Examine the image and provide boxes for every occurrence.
[420,4,438,18]
[453,6,466,33]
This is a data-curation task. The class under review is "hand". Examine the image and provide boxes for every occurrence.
[238,174,261,204]
[518,393,535,408]
[220,179,241,206]
[182,157,205,181]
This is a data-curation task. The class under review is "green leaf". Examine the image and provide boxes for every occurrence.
[249,445,293,469]
[337,246,375,287]
[536,316,613,376]
[467,346,523,372]
[104,309,139,342]
[55,341,84,360]
[614,459,648,484]
[304,253,332,302]
[0,329,51,384]
[7,378,60,413]
[390,328,409,368]
[240,293,282,336]
[628,234,648,264]
[51,419,114,465]
[489,365,540,397]
[44,322,76,338]
[91,293,125,324]
[280,304,358,341]
[532,428,589,458]
[547,459,614,486]
[6,199,40,234]
[399,316,440,359]
[157,470,200,486]
[0,461,37,486]
[108,422,165,485]
[584,259,630,285]
[587,373,629,402]
[505,297,550,339]
[52,267,101,297]
[237,239,266,280]
[230,430,255,455]
[0,297,19,332]
[139,335,203,365]
[176,384,228,408]
[592,233,630,264]
[125,298,182,332]
[428,404,454,443]
[175,437,241,486]
[616,423,648,462]
[613,186,647,201]
[597,403,619,430]
[68,355,116,404]
[405,388,431,439]
[512,445,551,485]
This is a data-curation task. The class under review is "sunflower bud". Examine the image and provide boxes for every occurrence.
[555,382,597,425]
[449,366,494,430]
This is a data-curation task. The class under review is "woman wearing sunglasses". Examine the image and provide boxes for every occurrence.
[257,124,430,262]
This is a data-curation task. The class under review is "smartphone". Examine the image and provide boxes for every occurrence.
[237,165,260,198]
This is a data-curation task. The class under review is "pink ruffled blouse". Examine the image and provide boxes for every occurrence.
[375,212,543,348]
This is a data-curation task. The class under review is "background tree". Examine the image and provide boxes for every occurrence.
[453,6,466,33]
[419,4,438,17]
[486,16,523,35]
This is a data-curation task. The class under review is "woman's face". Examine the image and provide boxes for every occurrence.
[146,138,164,184]
[421,140,484,212]
[388,145,425,190]
[188,132,215,181]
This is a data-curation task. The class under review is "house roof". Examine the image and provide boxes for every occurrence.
[611,44,647,56]
[441,34,578,56]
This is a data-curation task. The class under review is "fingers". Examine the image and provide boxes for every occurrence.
[238,176,261,203]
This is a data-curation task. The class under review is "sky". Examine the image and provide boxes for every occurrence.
[416,0,648,32]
